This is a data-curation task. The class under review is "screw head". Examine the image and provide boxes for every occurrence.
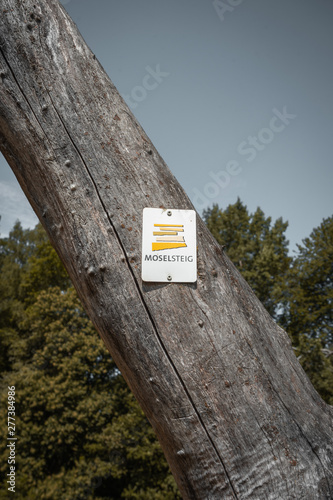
[167,210,172,216]
[167,275,172,281]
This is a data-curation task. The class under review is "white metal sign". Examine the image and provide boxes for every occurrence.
[142,208,197,283]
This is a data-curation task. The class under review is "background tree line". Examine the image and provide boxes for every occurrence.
[0,199,332,499]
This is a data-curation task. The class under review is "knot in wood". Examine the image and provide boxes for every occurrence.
[87,266,96,276]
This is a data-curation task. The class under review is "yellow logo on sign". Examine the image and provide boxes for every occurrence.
[152,224,187,251]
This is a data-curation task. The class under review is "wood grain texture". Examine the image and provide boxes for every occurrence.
[0,1,332,498]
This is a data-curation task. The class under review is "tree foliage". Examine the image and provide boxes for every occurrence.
[203,199,291,319]
[0,223,180,499]
[204,200,333,404]
[282,216,333,404]
[1,203,332,498]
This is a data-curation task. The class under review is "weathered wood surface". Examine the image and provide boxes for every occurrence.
[0,1,332,498]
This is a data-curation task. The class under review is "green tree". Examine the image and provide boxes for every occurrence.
[0,222,69,374]
[0,222,37,374]
[0,223,180,499]
[203,199,291,319]
[282,216,333,404]
[204,201,333,404]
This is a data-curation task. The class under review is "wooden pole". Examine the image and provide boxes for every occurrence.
[0,1,332,497]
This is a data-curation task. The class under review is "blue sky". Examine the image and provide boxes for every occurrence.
[1,0,332,252]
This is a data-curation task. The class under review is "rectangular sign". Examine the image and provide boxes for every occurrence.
[142,208,197,283]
